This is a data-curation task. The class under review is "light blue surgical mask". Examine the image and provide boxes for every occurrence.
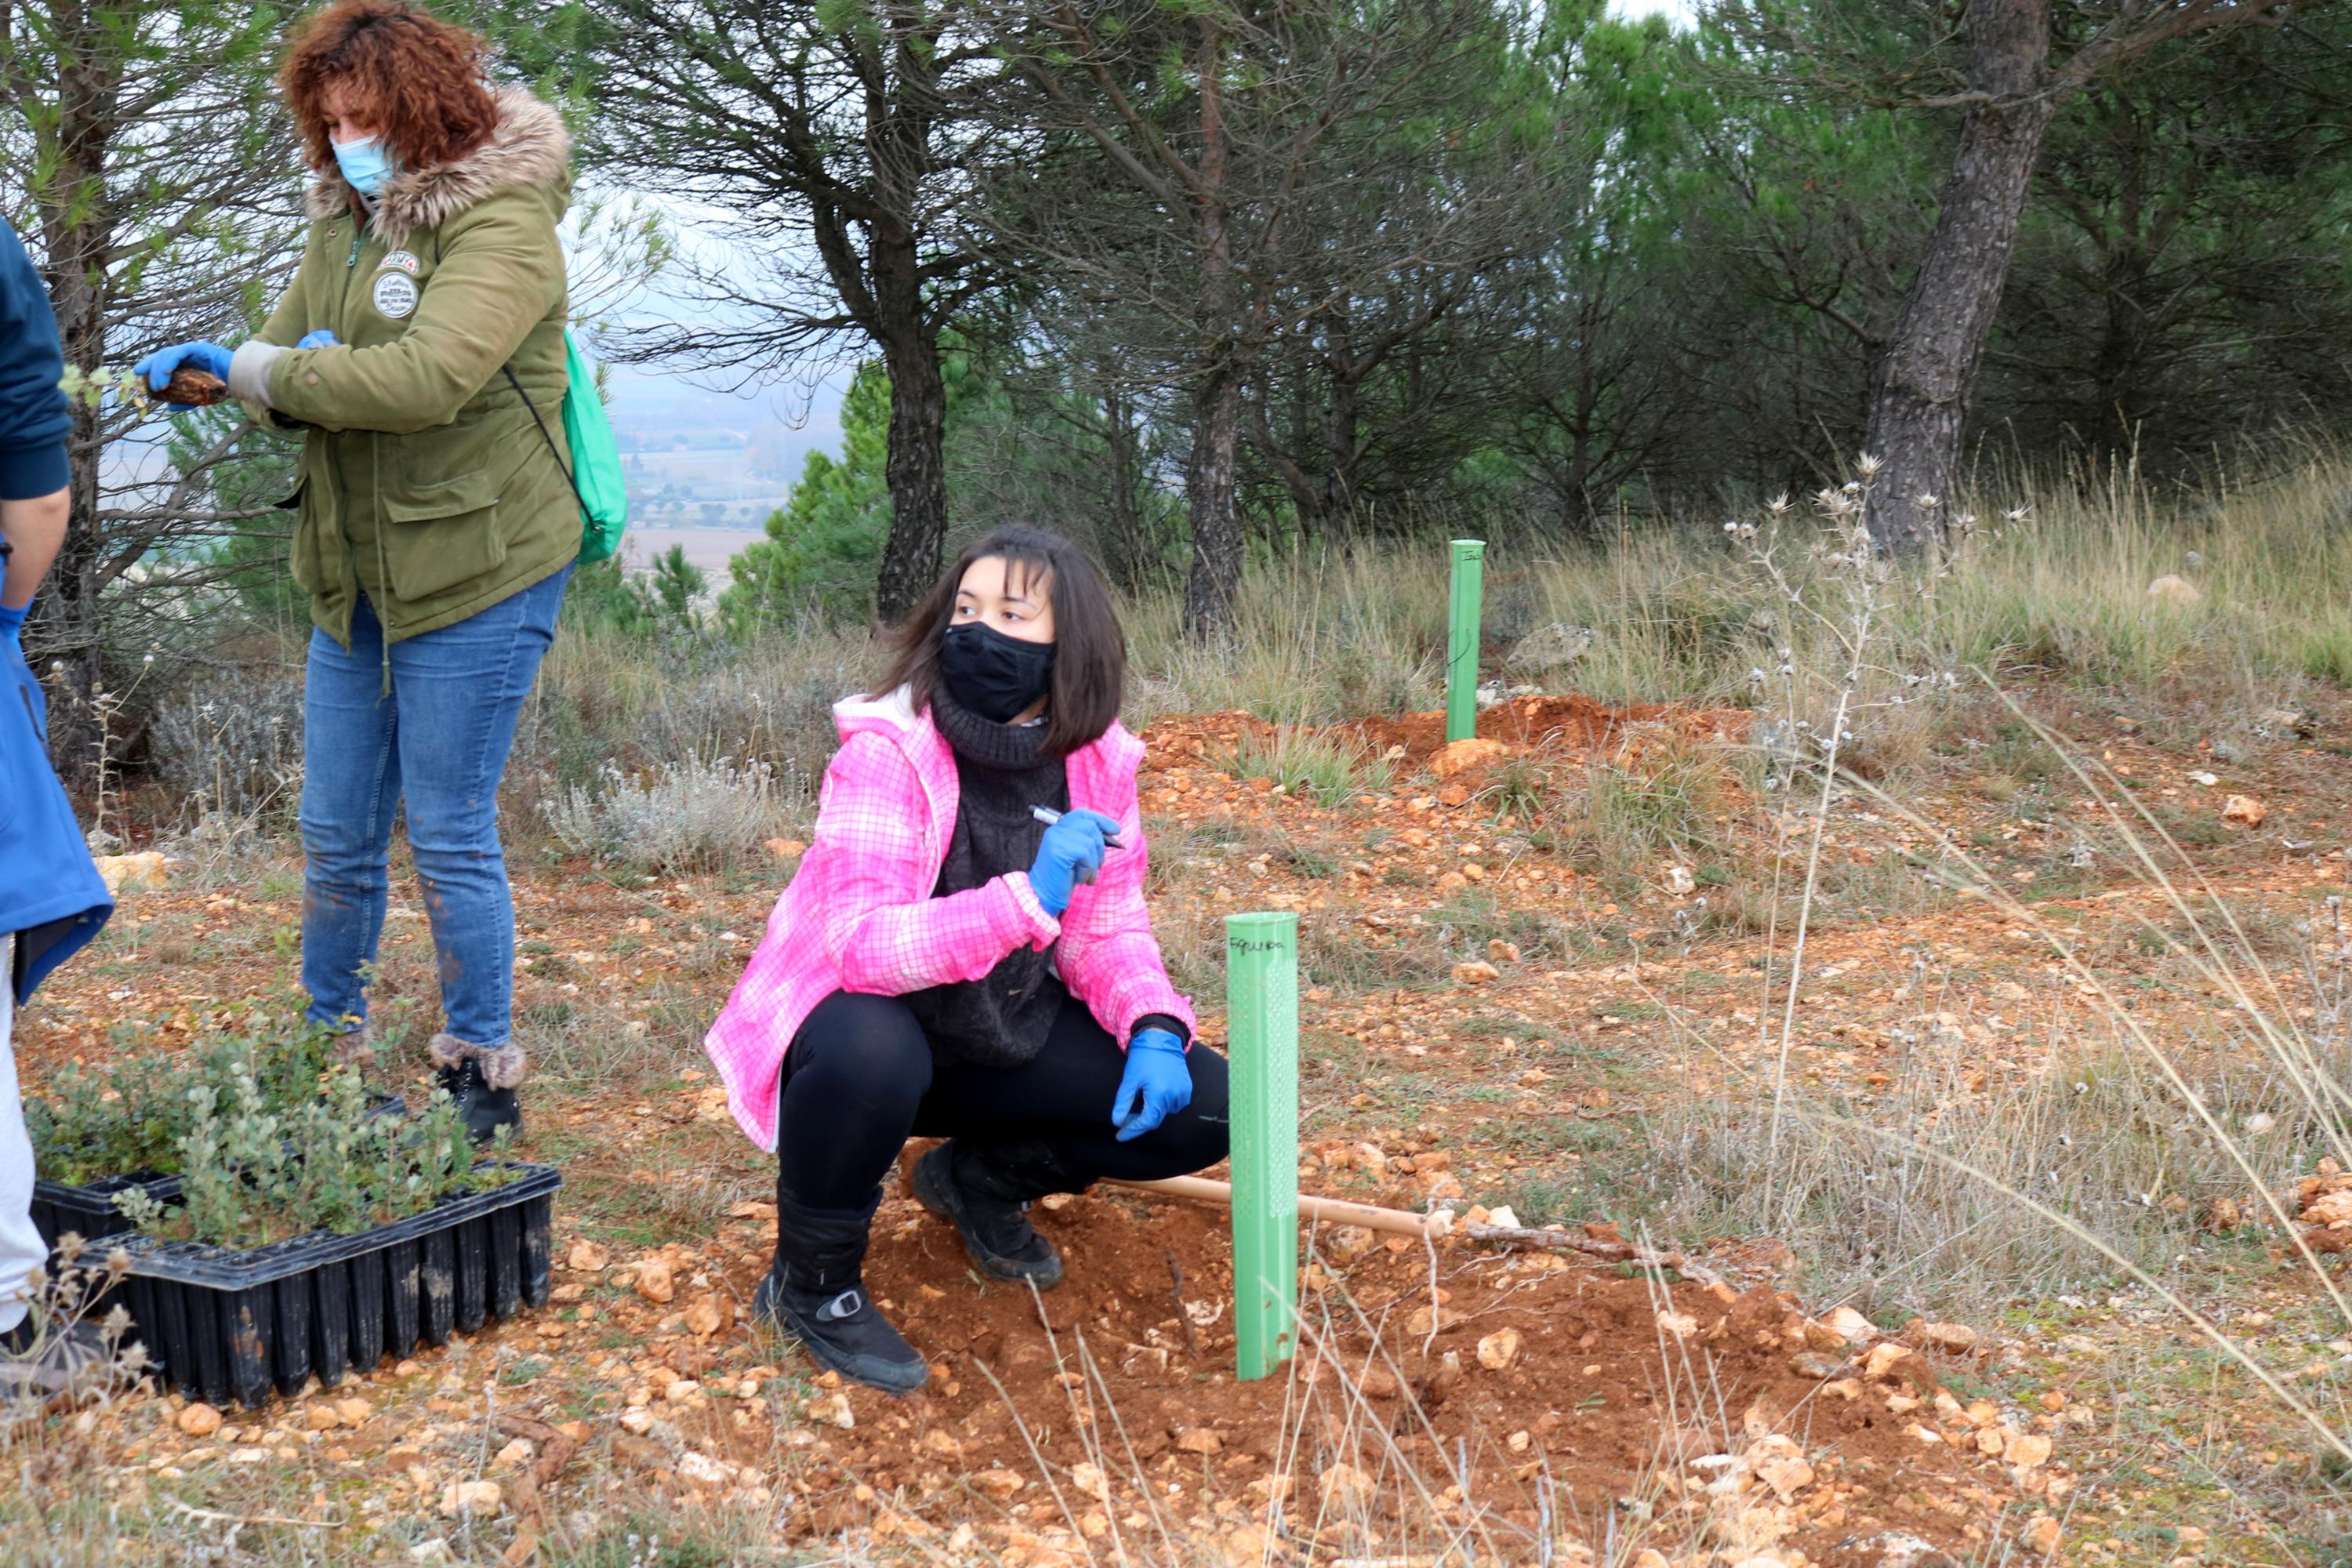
[332,135,395,197]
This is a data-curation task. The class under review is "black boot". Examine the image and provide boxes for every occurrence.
[911,1138,1073,1289]
[753,1190,929,1395]
[436,1058,521,1146]
[429,1033,524,1146]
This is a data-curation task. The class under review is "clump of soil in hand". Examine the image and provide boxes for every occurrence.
[157,368,227,406]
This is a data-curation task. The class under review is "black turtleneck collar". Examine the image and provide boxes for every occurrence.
[930,688,1053,771]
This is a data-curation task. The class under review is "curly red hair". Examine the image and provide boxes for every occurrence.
[280,0,499,176]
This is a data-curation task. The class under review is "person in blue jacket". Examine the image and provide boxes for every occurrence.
[0,213,120,1399]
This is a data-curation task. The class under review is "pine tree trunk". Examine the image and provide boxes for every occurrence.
[1099,386,1151,592]
[1180,14,1245,644]
[42,389,104,786]
[1182,361,1245,641]
[869,225,948,624]
[1862,0,2059,554]
[1319,302,1359,521]
[1559,428,1593,538]
[1321,371,1362,523]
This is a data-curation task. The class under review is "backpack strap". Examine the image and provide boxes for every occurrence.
[430,209,587,519]
[503,363,587,516]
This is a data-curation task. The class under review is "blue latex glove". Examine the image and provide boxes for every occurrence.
[0,599,26,652]
[1113,1029,1191,1142]
[133,340,234,392]
[1027,808,1120,917]
[296,329,339,350]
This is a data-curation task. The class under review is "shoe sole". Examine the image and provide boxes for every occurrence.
[910,1150,1065,1289]
[752,1279,930,1396]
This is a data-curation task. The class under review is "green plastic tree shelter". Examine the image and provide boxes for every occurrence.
[1225,910,1300,1381]
[1446,539,1486,743]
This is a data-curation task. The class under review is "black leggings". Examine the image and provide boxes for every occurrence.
[777,986,1231,1211]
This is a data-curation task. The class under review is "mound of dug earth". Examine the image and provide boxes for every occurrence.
[604,1189,2071,1567]
[1348,694,1751,768]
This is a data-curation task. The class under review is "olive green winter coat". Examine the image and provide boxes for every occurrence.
[235,88,577,648]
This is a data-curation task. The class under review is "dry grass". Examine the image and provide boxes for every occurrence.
[1215,725,1393,807]
[129,441,2352,881]
[1603,1029,2318,1321]
[1475,458,2352,1530]
[1617,681,2352,1512]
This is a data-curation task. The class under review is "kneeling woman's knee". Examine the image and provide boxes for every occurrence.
[790,993,934,1116]
[1159,1051,1232,1171]
[1160,1107,1229,1173]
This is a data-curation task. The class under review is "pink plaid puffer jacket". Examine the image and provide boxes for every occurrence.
[705,686,1196,1150]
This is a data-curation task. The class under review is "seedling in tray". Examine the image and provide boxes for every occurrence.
[118,1162,559,1407]
[111,1065,557,1406]
[25,1000,401,1248]
[114,1067,495,1250]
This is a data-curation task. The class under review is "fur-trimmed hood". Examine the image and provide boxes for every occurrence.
[304,85,569,249]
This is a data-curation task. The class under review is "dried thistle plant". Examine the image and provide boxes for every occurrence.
[1719,461,2024,1186]
[1,1235,153,1492]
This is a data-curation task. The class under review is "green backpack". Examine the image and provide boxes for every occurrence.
[504,332,630,564]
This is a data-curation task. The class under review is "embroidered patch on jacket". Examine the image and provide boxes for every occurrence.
[372,271,419,320]
[379,249,421,276]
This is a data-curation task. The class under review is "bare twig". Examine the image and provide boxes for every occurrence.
[1165,1249,1203,1358]
[492,1412,580,1530]
[1461,1221,1728,1290]
[1420,1229,1444,1357]
[159,1494,341,1530]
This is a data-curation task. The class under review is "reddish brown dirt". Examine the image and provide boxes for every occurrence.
[1140,695,1750,777]
[1341,693,1752,767]
[593,1184,2059,1563]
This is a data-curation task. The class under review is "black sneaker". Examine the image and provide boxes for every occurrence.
[911,1141,1065,1288]
[437,1058,521,1147]
[751,1261,929,1394]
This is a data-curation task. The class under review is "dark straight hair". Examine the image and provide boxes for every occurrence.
[870,526,1126,757]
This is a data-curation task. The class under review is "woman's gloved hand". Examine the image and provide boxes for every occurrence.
[132,340,234,391]
[296,329,339,350]
[1112,1028,1191,1142]
[1027,808,1120,917]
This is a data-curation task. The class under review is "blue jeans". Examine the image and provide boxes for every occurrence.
[300,567,569,1048]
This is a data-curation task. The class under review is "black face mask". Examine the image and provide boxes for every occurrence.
[939,621,1057,723]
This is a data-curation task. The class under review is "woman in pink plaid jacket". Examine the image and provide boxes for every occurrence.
[705,527,1225,1393]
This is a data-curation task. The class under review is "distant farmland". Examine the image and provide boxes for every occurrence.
[617,521,763,591]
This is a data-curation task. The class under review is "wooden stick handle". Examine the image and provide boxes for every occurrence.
[1110,1174,1454,1241]
[906,1142,1719,1284]
[899,1140,1452,1243]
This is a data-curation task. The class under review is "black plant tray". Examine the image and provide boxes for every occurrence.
[29,1093,408,1252]
[29,1169,182,1252]
[116,1160,558,1410]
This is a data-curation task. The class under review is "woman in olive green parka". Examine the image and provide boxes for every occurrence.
[140,0,580,1143]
